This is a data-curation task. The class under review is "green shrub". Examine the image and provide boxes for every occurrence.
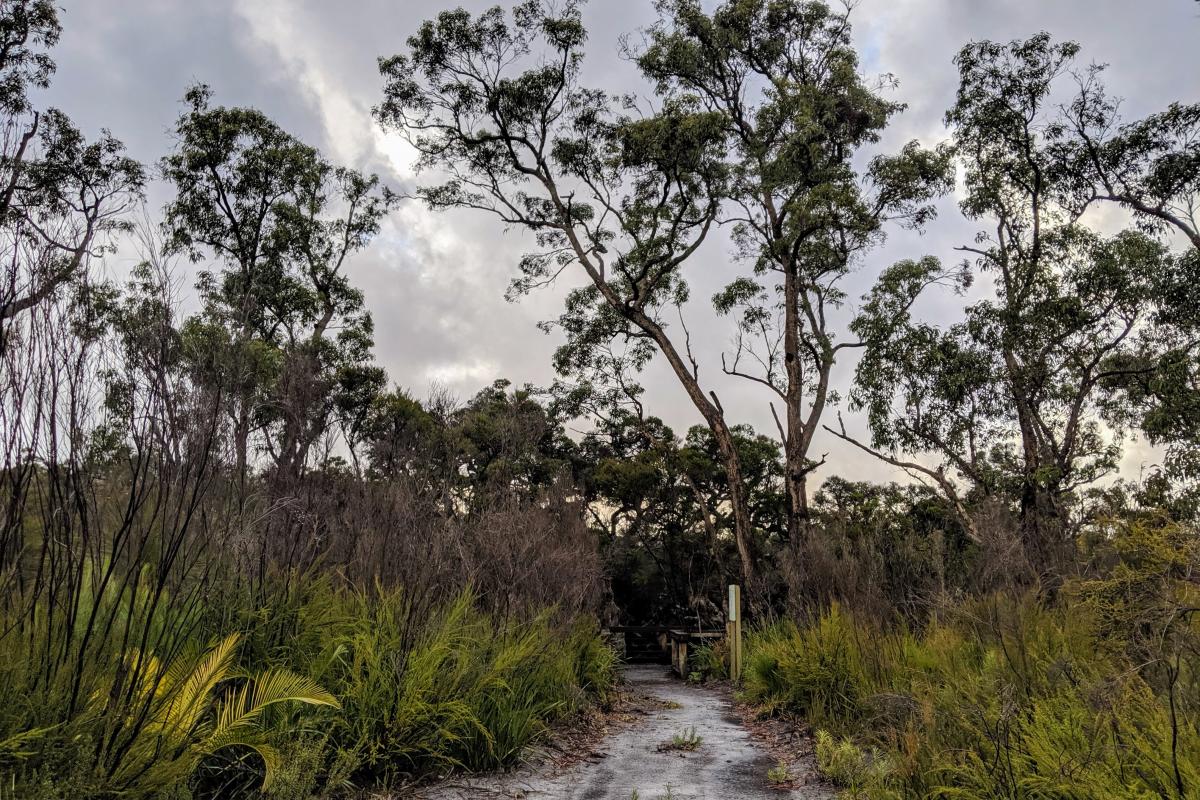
[691,640,728,681]
[744,524,1200,799]
[814,730,896,800]
[261,734,359,800]
[569,619,619,707]
[742,604,868,724]
[297,587,615,785]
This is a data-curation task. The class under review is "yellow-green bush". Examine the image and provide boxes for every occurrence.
[274,586,615,786]
[0,577,616,798]
[745,521,1200,799]
[814,730,896,800]
[691,638,730,682]
[743,604,869,722]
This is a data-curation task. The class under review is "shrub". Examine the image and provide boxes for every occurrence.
[744,527,1200,800]
[742,604,868,724]
[691,640,728,681]
[300,587,616,785]
[814,730,896,799]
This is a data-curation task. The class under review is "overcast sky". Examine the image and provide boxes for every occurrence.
[36,0,1200,485]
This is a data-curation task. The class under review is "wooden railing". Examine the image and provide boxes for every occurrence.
[603,585,743,679]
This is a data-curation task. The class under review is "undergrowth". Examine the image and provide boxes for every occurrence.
[0,580,616,798]
[743,519,1200,799]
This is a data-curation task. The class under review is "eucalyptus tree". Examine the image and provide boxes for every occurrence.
[161,86,394,483]
[376,0,952,592]
[375,0,767,588]
[452,378,579,506]
[576,406,784,621]
[1062,60,1200,488]
[845,35,1170,578]
[361,387,439,481]
[0,0,143,340]
[636,0,954,551]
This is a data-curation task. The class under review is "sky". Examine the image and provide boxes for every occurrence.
[34,0,1200,485]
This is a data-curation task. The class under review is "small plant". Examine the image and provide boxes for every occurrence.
[814,730,893,798]
[629,788,677,800]
[658,726,703,752]
[767,761,792,785]
[692,641,729,681]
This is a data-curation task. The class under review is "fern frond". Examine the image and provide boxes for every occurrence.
[159,633,240,739]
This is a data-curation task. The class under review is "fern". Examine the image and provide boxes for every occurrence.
[108,632,339,793]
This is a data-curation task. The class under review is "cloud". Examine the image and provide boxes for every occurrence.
[44,0,1199,484]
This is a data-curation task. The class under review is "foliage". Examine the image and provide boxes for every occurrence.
[744,521,1200,799]
[659,726,703,752]
[259,734,359,800]
[800,478,977,618]
[690,640,729,682]
[0,0,143,338]
[0,574,616,797]
[743,605,867,721]
[578,407,787,624]
[814,731,895,800]
[292,587,612,784]
[104,633,340,795]
[848,32,1200,579]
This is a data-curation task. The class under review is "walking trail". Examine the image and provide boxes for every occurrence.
[416,665,835,800]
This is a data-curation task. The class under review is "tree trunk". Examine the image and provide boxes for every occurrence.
[708,417,759,594]
[550,212,762,599]
[1019,479,1071,588]
[629,307,760,597]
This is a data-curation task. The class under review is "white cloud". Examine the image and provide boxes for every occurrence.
[48,0,1199,486]
[232,0,376,167]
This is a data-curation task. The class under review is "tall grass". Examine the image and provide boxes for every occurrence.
[0,573,616,798]
[293,586,615,784]
[741,521,1200,799]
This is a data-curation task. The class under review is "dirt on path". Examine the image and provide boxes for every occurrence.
[413,665,835,800]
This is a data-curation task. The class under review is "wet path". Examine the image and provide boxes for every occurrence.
[417,665,834,800]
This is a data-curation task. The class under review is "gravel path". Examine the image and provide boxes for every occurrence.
[415,665,834,800]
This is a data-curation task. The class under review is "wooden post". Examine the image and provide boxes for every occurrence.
[727,584,742,681]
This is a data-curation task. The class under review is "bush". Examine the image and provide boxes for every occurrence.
[290,587,615,786]
[745,523,1200,799]
[0,577,617,798]
[691,640,729,682]
[814,730,895,800]
[743,604,869,723]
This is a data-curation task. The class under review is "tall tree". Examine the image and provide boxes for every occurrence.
[161,86,394,483]
[375,0,767,589]
[845,35,1170,579]
[636,0,953,555]
[0,0,143,340]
